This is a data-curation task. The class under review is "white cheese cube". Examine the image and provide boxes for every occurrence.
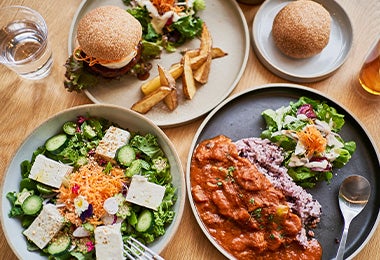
[95,126,131,162]
[23,204,64,249]
[94,223,124,260]
[126,175,166,210]
[29,154,73,188]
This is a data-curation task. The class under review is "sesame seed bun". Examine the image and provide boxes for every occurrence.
[272,0,331,59]
[77,6,142,61]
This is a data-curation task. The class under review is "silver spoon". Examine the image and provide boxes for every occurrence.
[335,175,371,260]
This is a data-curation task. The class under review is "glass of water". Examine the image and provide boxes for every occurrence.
[0,6,53,80]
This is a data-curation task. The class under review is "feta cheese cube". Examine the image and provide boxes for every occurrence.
[23,204,64,249]
[29,154,73,188]
[94,223,124,260]
[95,126,131,162]
[126,175,166,210]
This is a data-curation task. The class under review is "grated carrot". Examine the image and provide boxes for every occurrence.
[151,0,184,15]
[297,125,327,158]
[57,160,126,227]
[73,47,122,67]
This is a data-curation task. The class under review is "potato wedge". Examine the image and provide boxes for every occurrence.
[131,86,172,114]
[199,23,213,56]
[193,54,212,84]
[182,53,197,100]
[158,64,178,111]
[141,63,183,95]
[211,47,228,59]
[185,47,227,59]
[190,54,208,70]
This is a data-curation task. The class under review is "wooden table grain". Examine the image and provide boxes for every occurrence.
[0,0,379,259]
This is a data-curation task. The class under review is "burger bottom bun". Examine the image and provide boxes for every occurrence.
[272,0,331,59]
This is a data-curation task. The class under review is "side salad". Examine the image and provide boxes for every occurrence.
[7,115,176,259]
[260,96,356,188]
[124,0,205,56]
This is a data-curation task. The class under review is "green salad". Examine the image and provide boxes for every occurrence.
[261,97,356,188]
[7,115,176,259]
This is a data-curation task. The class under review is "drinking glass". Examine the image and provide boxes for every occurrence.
[0,6,53,80]
[359,35,380,95]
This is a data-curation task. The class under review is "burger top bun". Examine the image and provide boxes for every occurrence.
[272,0,331,59]
[77,6,142,61]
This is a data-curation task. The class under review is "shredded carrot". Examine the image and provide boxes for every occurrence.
[57,160,126,226]
[151,0,184,15]
[297,125,327,157]
[73,47,123,67]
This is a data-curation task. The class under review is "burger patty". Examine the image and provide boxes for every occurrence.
[84,42,143,78]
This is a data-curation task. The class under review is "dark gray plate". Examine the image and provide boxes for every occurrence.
[252,0,353,83]
[186,84,380,259]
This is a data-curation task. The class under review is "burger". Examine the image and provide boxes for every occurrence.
[75,5,143,78]
[64,5,150,92]
[272,0,331,59]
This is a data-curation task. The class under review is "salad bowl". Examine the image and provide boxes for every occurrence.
[0,104,185,259]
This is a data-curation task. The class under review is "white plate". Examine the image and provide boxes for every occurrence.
[68,0,249,127]
[252,0,353,82]
[0,104,186,259]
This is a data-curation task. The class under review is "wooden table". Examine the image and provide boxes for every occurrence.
[0,0,379,259]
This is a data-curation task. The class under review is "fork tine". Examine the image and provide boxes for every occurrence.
[124,237,165,260]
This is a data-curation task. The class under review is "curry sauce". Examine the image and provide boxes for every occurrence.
[190,135,322,259]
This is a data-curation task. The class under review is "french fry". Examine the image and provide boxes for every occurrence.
[199,23,213,56]
[190,54,208,70]
[182,53,197,100]
[193,54,212,84]
[131,86,172,114]
[141,63,183,95]
[193,23,213,84]
[185,47,228,60]
[211,47,228,59]
[158,64,178,111]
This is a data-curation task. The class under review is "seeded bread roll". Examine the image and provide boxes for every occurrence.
[77,5,142,61]
[272,0,331,59]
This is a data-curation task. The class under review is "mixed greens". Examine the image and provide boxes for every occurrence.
[124,0,205,55]
[7,115,177,259]
[64,0,205,92]
[261,97,356,188]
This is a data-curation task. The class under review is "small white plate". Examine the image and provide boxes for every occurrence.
[252,0,353,83]
[68,0,249,127]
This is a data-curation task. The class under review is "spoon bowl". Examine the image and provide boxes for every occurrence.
[335,175,371,260]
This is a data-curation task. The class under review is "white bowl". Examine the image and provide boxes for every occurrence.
[0,104,185,259]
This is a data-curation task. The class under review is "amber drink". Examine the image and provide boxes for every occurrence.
[359,37,380,95]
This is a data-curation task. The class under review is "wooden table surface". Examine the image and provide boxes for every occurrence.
[1,0,379,259]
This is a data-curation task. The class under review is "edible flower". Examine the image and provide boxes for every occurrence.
[74,195,89,215]
[86,241,95,252]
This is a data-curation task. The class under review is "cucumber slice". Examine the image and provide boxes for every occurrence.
[45,134,68,154]
[62,121,77,135]
[36,183,56,196]
[82,124,97,139]
[116,145,136,167]
[125,159,142,177]
[136,209,154,233]
[21,195,43,216]
[47,233,71,256]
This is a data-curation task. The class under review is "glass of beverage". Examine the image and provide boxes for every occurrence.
[359,35,380,95]
[0,6,53,80]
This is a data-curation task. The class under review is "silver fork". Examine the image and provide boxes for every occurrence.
[124,237,165,260]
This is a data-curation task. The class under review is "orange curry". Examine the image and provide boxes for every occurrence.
[190,135,322,259]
